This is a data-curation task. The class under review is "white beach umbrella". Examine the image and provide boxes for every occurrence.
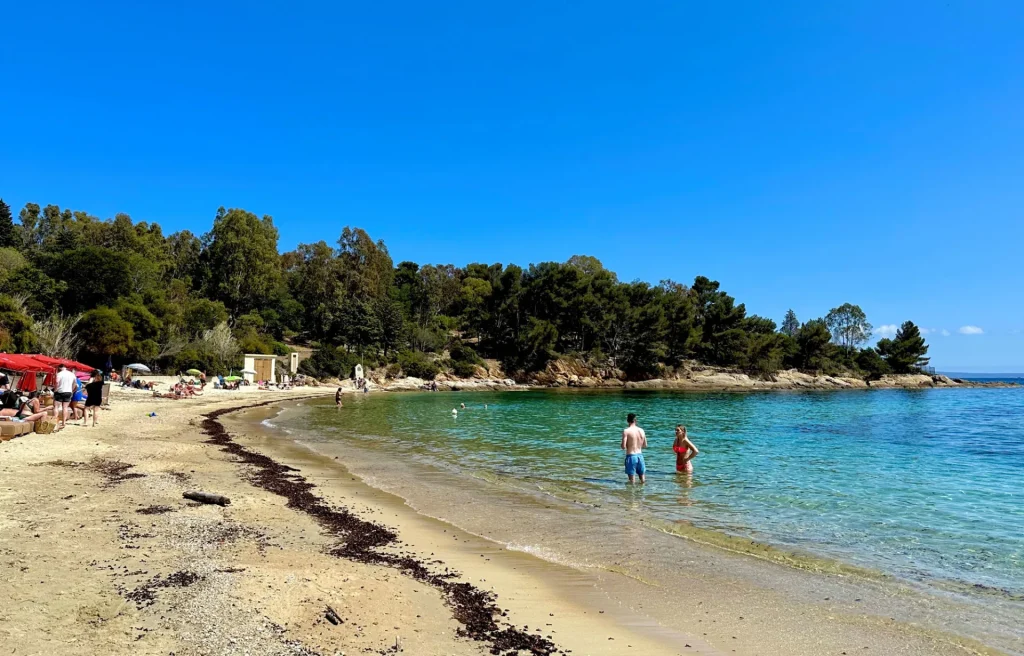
[126,363,151,373]
[240,368,258,375]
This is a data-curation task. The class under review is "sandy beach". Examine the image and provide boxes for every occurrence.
[0,389,1012,656]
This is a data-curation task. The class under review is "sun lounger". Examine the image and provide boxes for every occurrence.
[0,421,35,440]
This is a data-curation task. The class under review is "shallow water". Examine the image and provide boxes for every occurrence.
[285,388,1023,598]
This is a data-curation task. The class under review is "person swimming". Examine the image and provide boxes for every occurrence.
[672,425,699,473]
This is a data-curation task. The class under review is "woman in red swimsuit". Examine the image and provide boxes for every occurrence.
[672,425,699,473]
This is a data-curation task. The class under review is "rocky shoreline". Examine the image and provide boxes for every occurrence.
[353,360,1019,394]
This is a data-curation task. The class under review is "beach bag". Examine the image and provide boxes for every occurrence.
[34,419,57,434]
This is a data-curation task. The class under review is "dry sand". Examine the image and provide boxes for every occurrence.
[0,388,1010,656]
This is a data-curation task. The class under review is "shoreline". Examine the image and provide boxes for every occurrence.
[245,397,1020,656]
[369,369,1021,394]
[1,390,1016,655]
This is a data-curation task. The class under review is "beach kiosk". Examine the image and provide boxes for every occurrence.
[243,354,277,384]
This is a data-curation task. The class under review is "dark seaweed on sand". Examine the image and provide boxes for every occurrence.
[203,403,563,656]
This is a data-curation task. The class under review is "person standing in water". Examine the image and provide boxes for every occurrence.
[672,425,699,474]
[335,387,343,408]
[621,413,647,484]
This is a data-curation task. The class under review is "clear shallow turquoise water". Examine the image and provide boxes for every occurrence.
[295,388,1024,595]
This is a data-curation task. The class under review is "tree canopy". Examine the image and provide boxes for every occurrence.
[0,197,931,379]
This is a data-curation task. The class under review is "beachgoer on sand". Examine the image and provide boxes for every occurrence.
[54,364,76,429]
[84,371,104,427]
[621,413,647,484]
[70,371,86,424]
[672,425,699,473]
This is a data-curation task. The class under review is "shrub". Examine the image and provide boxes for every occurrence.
[398,350,439,380]
[451,360,479,378]
[448,341,483,365]
[298,347,357,380]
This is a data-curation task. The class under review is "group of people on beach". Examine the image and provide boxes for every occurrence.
[621,413,699,484]
[0,364,104,431]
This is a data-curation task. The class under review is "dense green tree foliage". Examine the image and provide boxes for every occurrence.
[0,199,17,249]
[780,309,799,337]
[877,321,930,373]
[0,197,930,379]
[825,303,873,353]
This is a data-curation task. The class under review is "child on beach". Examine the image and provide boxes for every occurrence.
[672,425,699,473]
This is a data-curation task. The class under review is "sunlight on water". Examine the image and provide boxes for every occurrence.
[297,388,1024,594]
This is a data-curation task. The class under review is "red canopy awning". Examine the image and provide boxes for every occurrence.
[28,355,95,372]
[0,354,51,373]
[0,354,50,392]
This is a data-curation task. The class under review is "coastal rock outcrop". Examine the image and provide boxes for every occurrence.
[360,357,1016,394]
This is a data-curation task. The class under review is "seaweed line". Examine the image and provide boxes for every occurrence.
[202,402,563,656]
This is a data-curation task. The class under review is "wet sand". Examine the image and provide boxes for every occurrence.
[0,390,1014,655]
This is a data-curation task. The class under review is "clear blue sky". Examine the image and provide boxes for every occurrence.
[2,1,1021,371]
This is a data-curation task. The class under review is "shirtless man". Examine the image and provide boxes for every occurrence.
[621,413,648,484]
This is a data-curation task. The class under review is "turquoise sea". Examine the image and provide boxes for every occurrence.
[278,387,1024,598]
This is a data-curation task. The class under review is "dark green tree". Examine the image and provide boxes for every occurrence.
[288,241,342,341]
[691,276,747,366]
[374,298,405,359]
[795,319,834,372]
[0,294,35,352]
[78,307,134,356]
[201,207,281,316]
[337,227,394,302]
[40,247,133,314]
[0,265,68,317]
[747,332,789,378]
[877,321,929,373]
[0,199,16,249]
[18,203,41,249]
[660,280,700,365]
[856,347,890,380]
[780,309,799,337]
[184,298,230,334]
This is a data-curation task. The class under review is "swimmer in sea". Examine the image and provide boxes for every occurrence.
[672,425,699,473]
[460,402,466,410]
[621,413,647,484]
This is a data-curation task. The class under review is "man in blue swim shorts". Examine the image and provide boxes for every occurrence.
[621,413,648,484]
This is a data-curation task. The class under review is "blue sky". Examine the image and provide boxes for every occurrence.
[2,1,1021,371]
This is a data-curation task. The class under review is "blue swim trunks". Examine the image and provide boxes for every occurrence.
[624,453,646,477]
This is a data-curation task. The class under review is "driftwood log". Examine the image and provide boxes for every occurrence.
[183,491,231,506]
[325,606,342,625]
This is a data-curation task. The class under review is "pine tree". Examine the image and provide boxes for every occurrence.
[877,321,929,373]
[780,309,799,336]
[0,198,16,249]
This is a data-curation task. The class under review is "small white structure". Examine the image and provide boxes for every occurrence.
[243,354,277,384]
[354,364,364,381]
[289,352,299,374]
